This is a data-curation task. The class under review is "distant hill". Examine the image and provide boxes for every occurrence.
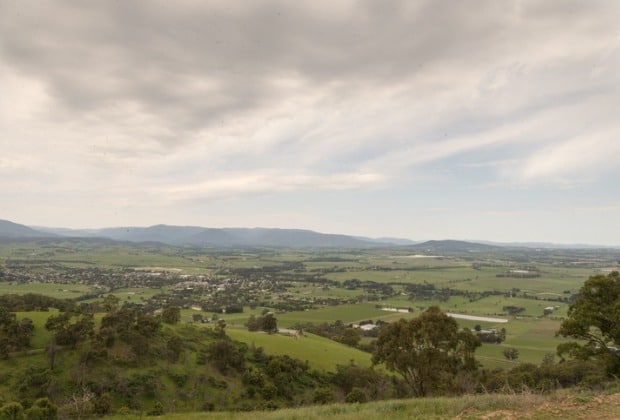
[0,219,55,238]
[5,219,615,250]
[27,224,397,248]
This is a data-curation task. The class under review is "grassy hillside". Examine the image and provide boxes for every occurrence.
[108,389,620,419]
[226,328,372,371]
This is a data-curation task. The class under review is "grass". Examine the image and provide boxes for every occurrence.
[0,242,605,381]
[0,282,94,298]
[108,389,619,419]
[16,310,57,348]
[226,327,372,371]
[275,303,390,327]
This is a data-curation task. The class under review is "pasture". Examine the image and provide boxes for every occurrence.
[0,282,94,298]
[226,327,373,371]
[1,240,617,372]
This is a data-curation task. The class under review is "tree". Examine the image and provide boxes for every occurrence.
[214,319,227,338]
[207,339,245,374]
[372,306,480,396]
[0,308,34,358]
[161,306,181,325]
[45,311,94,348]
[557,271,620,373]
[503,347,519,360]
[261,313,278,334]
[339,328,361,347]
[101,295,120,313]
[246,315,261,332]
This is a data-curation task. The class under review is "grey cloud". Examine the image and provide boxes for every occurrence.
[4,0,614,147]
[1,0,619,189]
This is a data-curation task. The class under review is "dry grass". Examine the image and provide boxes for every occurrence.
[110,389,620,419]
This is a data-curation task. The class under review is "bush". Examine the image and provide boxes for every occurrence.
[313,387,335,404]
[345,388,368,403]
[25,398,57,420]
[207,340,245,374]
[147,401,164,416]
[93,393,112,416]
[0,402,24,420]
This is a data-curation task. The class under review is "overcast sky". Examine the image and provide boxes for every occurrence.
[1,1,619,245]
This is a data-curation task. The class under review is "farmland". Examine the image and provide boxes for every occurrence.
[1,240,618,367]
[0,238,619,416]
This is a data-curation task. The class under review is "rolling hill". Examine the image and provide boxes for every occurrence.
[26,224,399,248]
[0,219,55,239]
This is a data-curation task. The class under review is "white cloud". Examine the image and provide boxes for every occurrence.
[519,134,620,184]
[152,171,386,202]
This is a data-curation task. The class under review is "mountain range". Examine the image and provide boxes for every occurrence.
[1,219,415,248]
[1,219,617,249]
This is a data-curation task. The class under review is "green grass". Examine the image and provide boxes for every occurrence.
[226,327,372,371]
[106,392,562,419]
[0,242,606,382]
[15,310,57,348]
[275,303,392,327]
[0,282,94,298]
[109,287,164,304]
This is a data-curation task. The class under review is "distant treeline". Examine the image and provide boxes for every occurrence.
[0,293,75,312]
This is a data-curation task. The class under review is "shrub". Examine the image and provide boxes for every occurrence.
[313,387,335,404]
[147,401,164,416]
[345,388,368,403]
[0,402,24,420]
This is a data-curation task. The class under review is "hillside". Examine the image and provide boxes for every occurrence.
[109,390,620,419]
[25,223,397,248]
[0,219,53,238]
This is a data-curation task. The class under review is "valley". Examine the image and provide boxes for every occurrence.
[0,234,619,416]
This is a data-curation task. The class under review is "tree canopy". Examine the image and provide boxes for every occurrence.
[557,271,620,373]
[372,306,480,396]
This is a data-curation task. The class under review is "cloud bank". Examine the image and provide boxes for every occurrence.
[1,0,619,244]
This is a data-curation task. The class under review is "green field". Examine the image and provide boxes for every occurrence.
[0,282,95,298]
[227,328,373,371]
[1,241,617,380]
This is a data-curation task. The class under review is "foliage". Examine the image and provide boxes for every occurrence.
[480,359,608,393]
[0,307,33,358]
[162,306,181,324]
[247,313,278,333]
[372,306,480,396]
[207,339,245,374]
[339,328,361,347]
[313,387,335,404]
[147,401,165,416]
[24,398,58,420]
[293,320,365,348]
[503,348,519,360]
[557,271,620,373]
[0,402,23,420]
[2,244,620,414]
[345,387,368,403]
[0,294,73,312]
[44,311,94,348]
[332,364,394,400]
[261,313,278,334]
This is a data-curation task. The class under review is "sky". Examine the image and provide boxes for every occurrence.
[1,0,619,245]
